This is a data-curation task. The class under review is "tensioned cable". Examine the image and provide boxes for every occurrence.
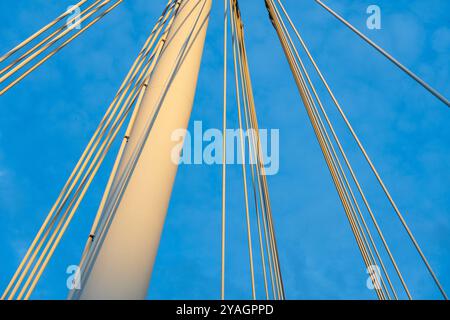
[232,0,281,300]
[2,1,178,300]
[68,78,149,298]
[274,0,407,300]
[0,0,123,95]
[0,0,107,76]
[0,0,116,95]
[229,0,256,300]
[41,4,179,302]
[31,28,169,298]
[0,0,103,77]
[238,26,284,301]
[68,2,180,299]
[20,81,147,300]
[270,0,414,300]
[245,0,285,300]
[0,0,89,63]
[0,0,124,95]
[246,80,283,300]
[271,1,396,299]
[315,0,449,108]
[267,0,388,299]
[266,0,447,300]
[238,44,275,299]
[16,76,144,299]
[291,0,447,300]
[22,87,144,300]
[25,23,175,302]
[70,0,178,276]
[73,0,209,298]
[274,0,378,300]
[233,17,270,300]
[279,35,386,299]
[235,0,286,300]
[221,0,228,301]
[227,0,284,300]
[270,4,375,300]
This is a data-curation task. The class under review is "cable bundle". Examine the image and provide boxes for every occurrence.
[0,0,124,95]
[1,0,180,300]
[265,0,447,300]
[221,0,285,300]
[69,0,223,299]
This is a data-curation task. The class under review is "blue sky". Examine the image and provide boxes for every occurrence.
[0,0,449,300]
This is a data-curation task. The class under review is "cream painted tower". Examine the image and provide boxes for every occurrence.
[78,0,212,300]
